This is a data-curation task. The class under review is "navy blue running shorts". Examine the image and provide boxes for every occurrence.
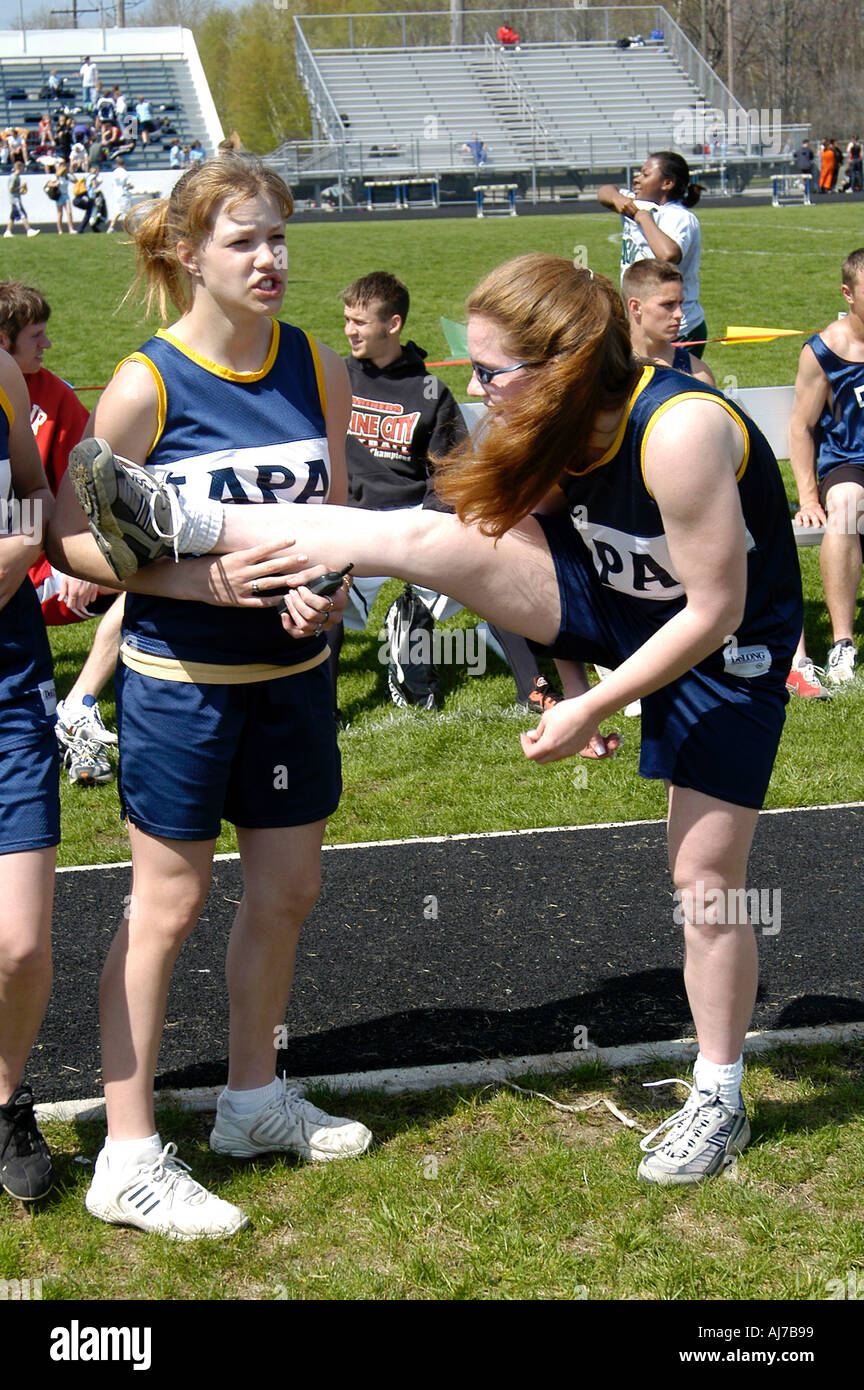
[115,661,341,840]
[0,731,61,854]
[534,513,791,810]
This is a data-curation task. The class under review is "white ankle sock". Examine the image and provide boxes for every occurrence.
[223,1077,281,1115]
[693,1053,743,1107]
[103,1133,162,1168]
[177,498,223,556]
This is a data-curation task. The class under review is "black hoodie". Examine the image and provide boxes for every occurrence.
[344,340,467,510]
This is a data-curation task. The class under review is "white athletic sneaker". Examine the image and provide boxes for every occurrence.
[56,695,118,746]
[209,1077,373,1162]
[637,1078,750,1185]
[826,639,857,684]
[85,1141,249,1240]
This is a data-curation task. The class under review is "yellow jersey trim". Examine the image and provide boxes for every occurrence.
[639,393,750,497]
[0,384,13,430]
[305,331,327,418]
[114,352,168,456]
[120,640,329,685]
[563,367,653,479]
[154,320,279,382]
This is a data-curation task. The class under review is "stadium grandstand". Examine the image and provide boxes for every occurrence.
[0,25,221,224]
[274,5,807,208]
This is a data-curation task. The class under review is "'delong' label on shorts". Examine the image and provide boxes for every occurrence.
[722,636,771,678]
[39,679,57,716]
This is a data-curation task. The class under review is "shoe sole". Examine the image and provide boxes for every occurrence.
[85,1191,249,1240]
[636,1116,751,1186]
[69,771,113,786]
[70,439,141,582]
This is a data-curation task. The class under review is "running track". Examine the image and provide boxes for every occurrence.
[37,804,864,1102]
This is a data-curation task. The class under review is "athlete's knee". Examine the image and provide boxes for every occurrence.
[0,931,52,983]
[125,878,210,946]
[824,483,864,537]
[672,874,755,935]
[251,869,322,932]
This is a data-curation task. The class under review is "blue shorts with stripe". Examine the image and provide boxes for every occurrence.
[115,661,341,841]
[0,731,60,854]
[535,514,796,810]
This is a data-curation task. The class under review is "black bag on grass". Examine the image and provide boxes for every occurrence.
[384,583,440,710]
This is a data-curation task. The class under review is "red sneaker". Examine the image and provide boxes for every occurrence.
[785,660,830,699]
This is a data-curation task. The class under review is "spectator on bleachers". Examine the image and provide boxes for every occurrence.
[95,88,116,129]
[72,114,92,146]
[461,135,489,167]
[101,120,121,156]
[498,22,521,51]
[54,114,73,164]
[189,139,205,164]
[87,129,105,169]
[135,96,156,147]
[7,128,28,167]
[4,162,40,238]
[79,57,98,109]
[41,69,61,100]
[169,139,182,169]
[111,85,127,120]
[36,114,55,156]
[69,140,88,175]
[0,134,10,169]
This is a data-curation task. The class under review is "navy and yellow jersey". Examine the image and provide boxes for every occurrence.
[0,387,55,749]
[808,334,864,480]
[119,319,332,679]
[556,365,801,678]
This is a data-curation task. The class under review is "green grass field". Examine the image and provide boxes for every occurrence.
[4,200,864,1307]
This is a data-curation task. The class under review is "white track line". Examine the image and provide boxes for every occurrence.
[36,1022,864,1123]
[57,798,864,873]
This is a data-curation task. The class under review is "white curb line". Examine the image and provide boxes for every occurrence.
[35,1021,864,1124]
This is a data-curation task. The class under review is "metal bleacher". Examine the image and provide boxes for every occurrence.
[0,39,213,170]
[310,39,703,173]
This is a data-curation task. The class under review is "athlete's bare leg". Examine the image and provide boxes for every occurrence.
[0,848,55,1102]
[226,821,327,1090]
[667,785,759,1064]
[212,505,562,647]
[821,480,864,642]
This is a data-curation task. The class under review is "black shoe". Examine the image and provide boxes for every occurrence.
[522,674,563,713]
[0,1085,54,1201]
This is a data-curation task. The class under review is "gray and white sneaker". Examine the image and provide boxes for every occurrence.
[826,639,857,685]
[637,1078,750,1185]
[86,1141,249,1240]
[69,437,186,581]
[56,695,118,746]
[210,1076,373,1163]
[63,734,113,786]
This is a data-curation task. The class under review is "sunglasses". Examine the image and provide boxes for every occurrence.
[470,359,538,386]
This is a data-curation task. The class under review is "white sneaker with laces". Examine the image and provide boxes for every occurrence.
[85,1141,249,1240]
[57,695,118,746]
[210,1076,373,1162]
[637,1078,750,1185]
[826,639,856,684]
